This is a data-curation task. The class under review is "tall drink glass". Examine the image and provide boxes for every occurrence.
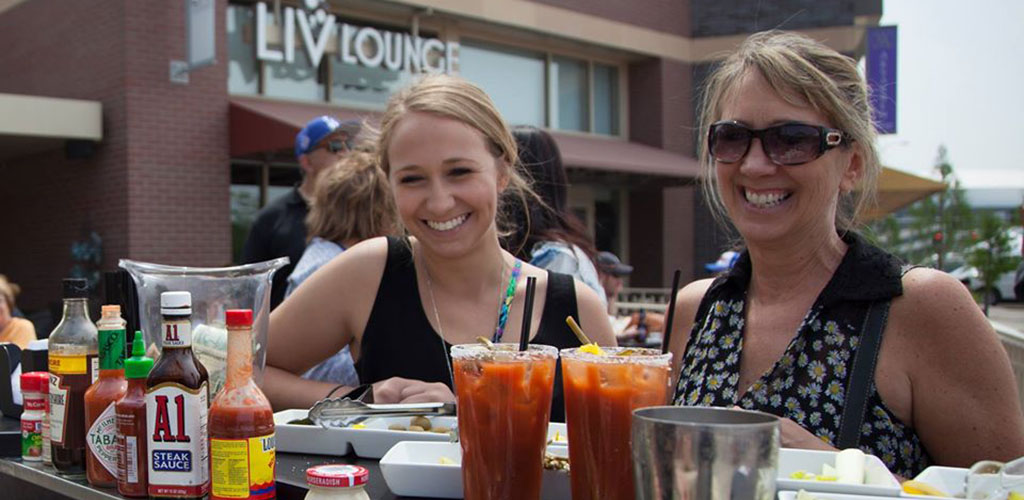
[451,344,558,500]
[561,347,672,500]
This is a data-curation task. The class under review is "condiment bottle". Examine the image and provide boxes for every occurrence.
[305,465,371,500]
[146,291,210,499]
[210,309,276,500]
[20,372,48,461]
[49,277,98,477]
[117,332,154,498]
[84,305,128,486]
[40,370,52,465]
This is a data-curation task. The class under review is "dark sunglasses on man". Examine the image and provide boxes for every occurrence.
[318,138,352,154]
[708,121,848,166]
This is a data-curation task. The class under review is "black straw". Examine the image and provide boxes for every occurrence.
[519,276,537,351]
[661,269,682,355]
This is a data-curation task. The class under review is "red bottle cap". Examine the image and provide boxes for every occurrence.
[306,464,369,488]
[225,309,253,327]
[35,372,48,394]
[20,372,42,392]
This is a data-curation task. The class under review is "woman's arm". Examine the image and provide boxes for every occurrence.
[264,237,389,409]
[894,268,1024,466]
[574,280,617,347]
[668,279,715,388]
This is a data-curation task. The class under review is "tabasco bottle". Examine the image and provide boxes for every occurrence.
[49,278,98,477]
[117,332,154,497]
[85,305,128,487]
[210,309,276,500]
[146,291,210,499]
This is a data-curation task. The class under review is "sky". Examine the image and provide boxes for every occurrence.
[876,0,1024,189]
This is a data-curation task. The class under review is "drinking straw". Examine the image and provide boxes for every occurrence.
[519,276,537,351]
[661,269,682,355]
[565,316,592,345]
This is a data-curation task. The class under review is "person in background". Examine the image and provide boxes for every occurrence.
[596,251,632,316]
[596,252,666,341]
[242,115,361,310]
[264,75,615,421]
[505,125,605,302]
[0,275,36,349]
[669,30,1024,477]
[284,147,397,387]
[704,250,740,275]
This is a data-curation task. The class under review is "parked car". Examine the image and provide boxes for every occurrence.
[949,264,1020,304]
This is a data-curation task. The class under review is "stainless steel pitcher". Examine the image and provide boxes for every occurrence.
[632,406,780,500]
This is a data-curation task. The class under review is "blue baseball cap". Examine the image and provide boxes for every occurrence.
[294,115,361,158]
[705,251,740,273]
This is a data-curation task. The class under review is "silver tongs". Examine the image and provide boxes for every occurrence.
[308,398,456,428]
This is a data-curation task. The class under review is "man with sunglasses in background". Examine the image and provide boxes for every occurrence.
[242,115,361,310]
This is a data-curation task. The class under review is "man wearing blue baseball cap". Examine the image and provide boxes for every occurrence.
[242,115,361,309]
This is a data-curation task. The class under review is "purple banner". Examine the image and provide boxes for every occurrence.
[867,26,898,134]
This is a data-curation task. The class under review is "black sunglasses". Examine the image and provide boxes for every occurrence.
[318,139,352,154]
[708,121,847,166]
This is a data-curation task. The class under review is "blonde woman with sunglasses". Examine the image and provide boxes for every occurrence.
[668,31,1024,478]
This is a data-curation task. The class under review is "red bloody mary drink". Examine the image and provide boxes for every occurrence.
[561,347,672,500]
[451,344,557,500]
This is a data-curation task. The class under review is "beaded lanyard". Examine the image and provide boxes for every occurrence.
[491,259,523,343]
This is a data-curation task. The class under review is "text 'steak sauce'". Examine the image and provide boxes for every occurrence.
[146,291,210,499]
[210,308,276,500]
[116,332,154,497]
[84,304,128,487]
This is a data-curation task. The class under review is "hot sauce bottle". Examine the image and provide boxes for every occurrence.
[210,309,276,500]
[49,278,98,477]
[146,292,210,499]
[85,305,128,487]
[117,332,154,497]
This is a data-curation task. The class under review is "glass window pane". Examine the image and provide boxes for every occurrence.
[331,61,414,109]
[227,5,259,95]
[262,13,325,101]
[226,5,258,94]
[551,56,589,132]
[459,41,545,127]
[593,63,620,136]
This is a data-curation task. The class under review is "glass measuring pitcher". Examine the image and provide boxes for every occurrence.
[119,258,288,396]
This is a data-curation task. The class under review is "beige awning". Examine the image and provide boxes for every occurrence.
[0,93,102,160]
[862,167,946,221]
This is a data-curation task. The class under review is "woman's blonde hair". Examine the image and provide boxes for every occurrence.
[697,30,881,232]
[306,150,397,245]
[0,274,20,311]
[375,74,538,238]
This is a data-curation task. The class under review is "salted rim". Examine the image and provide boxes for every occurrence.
[560,346,672,366]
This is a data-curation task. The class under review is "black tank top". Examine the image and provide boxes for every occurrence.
[355,236,583,422]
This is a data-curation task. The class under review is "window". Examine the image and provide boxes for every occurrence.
[227,5,259,95]
[550,56,589,132]
[593,63,620,135]
[459,41,546,127]
[331,62,414,108]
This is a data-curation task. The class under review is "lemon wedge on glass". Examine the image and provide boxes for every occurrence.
[579,343,606,355]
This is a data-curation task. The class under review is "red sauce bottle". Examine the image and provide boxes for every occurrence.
[85,305,128,487]
[146,291,210,499]
[116,332,154,497]
[210,309,275,500]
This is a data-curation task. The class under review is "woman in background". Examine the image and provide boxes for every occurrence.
[505,126,605,303]
[0,274,35,349]
[284,148,397,386]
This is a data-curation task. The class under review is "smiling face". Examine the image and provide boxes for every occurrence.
[714,70,862,245]
[387,111,509,259]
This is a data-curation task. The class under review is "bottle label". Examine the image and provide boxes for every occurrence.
[50,354,87,375]
[48,372,70,445]
[211,433,276,500]
[21,419,42,460]
[92,356,99,384]
[146,382,209,497]
[99,328,126,370]
[162,320,193,348]
[42,420,51,463]
[87,402,119,476]
[24,398,45,411]
[125,436,139,483]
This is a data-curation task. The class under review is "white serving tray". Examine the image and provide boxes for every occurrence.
[777,448,902,497]
[901,465,968,499]
[780,491,903,500]
[274,409,354,456]
[379,441,570,499]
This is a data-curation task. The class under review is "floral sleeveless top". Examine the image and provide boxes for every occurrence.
[673,232,931,478]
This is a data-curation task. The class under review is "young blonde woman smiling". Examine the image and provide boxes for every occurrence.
[264,75,614,421]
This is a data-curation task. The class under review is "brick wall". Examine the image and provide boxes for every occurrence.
[0,0,230,311]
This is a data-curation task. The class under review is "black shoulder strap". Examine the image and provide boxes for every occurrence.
[837,298,891,449]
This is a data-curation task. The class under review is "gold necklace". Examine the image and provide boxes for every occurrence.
[418,243,508,387]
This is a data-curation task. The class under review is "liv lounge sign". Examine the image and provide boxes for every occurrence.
[254,1,459,74]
